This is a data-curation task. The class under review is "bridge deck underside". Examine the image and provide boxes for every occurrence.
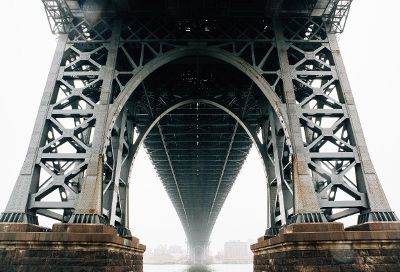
[144,105,252,244]
[132,60,264,245]
[76,0,319,17]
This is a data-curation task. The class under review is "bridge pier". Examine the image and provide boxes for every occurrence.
[188,242,210,265]
[252,222,400,272]
[0,223,145,272]
[1,1,399,270]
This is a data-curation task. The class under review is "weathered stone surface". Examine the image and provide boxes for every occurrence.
[0,223,48,233]
[252,223,400,272]
[346,222,400,232]
[0,223,145,272]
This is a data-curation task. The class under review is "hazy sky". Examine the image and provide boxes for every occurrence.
[0,1,399,255]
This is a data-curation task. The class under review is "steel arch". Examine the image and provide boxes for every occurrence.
[125,98,267,167]
[109,98,272,244]
[106,46,292,151]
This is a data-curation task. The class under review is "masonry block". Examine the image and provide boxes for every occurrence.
[0,223,145,272]
[252,223,400,272]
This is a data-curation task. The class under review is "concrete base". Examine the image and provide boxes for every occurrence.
[0,223,145,272]
[251,222,400,272]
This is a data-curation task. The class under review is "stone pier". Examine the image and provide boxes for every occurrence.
[0,223,145,272]
[251,223,400,272]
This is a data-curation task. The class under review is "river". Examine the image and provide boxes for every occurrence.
[144,264,253,272]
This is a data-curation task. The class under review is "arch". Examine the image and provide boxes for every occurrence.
[128,98,268,168]
[105,46,291,150]
[100,46,293,234]
[125,98,271,248]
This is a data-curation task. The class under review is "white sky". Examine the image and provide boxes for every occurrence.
[0,0,399,255]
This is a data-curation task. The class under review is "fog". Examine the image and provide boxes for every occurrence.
[0,0,399,255]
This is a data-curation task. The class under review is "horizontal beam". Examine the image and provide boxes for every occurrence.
[39,153,87,160]
[309,152,355,160]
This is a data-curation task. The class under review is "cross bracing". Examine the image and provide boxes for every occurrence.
[1,1,398,256]
[43,0,354,34]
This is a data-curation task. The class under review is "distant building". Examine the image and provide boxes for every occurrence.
[214,250,224,263]
[223,240,252,263]
[144,244,188,264]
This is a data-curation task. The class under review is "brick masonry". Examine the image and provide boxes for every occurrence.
[0,223,145,272]
[251,222,400,272]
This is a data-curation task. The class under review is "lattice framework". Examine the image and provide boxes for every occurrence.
[1,11,397,250]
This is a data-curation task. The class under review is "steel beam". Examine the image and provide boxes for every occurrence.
[274,18,326,223]
[1,9,396,254]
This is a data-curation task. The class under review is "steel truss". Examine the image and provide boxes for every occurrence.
[1,16,397,247]
[42,0,74,34]
[42,0,353,34]
[323,0,353,34]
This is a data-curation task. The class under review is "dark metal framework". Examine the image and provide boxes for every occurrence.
[42,0,353,35]
[1,0,398,255]
[323,0,353,33]
[42,0,74,34]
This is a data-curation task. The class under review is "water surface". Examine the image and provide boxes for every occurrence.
[145,264,252,272]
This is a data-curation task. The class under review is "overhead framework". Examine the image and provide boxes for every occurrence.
[42,0,74,34]
[1,0,397,262]
[42,0,353,34]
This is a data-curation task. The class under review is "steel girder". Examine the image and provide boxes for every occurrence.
[1,16,397,245]
[43,0,353,34]
[274,17,396,223]
[42,0,74,34]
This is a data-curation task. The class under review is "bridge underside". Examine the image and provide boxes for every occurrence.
[47,0,352,34]
[127,59,265,248]
[74,0,318,17]
[1,1,399,270]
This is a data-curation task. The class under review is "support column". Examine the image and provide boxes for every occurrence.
[261,105,294,234]
[326,33,398,223]
[102,107,135,236]
[189,242,209,265]
[0,34,68,224]
[274,19,326,223]
[70,20,122,223]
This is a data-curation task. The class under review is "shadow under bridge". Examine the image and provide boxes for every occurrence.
[105,56,284,258]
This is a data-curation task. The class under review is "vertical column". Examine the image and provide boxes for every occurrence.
[119,110,136,230]
[0,35,68,224]
[269,108,288,226]
[70,20,122,223]
[274,19,326,223]
[102,107,135,236]
[109,110,128,226]
[272,16,397,224]
[262,106,294,233]
[326,33,398,223]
